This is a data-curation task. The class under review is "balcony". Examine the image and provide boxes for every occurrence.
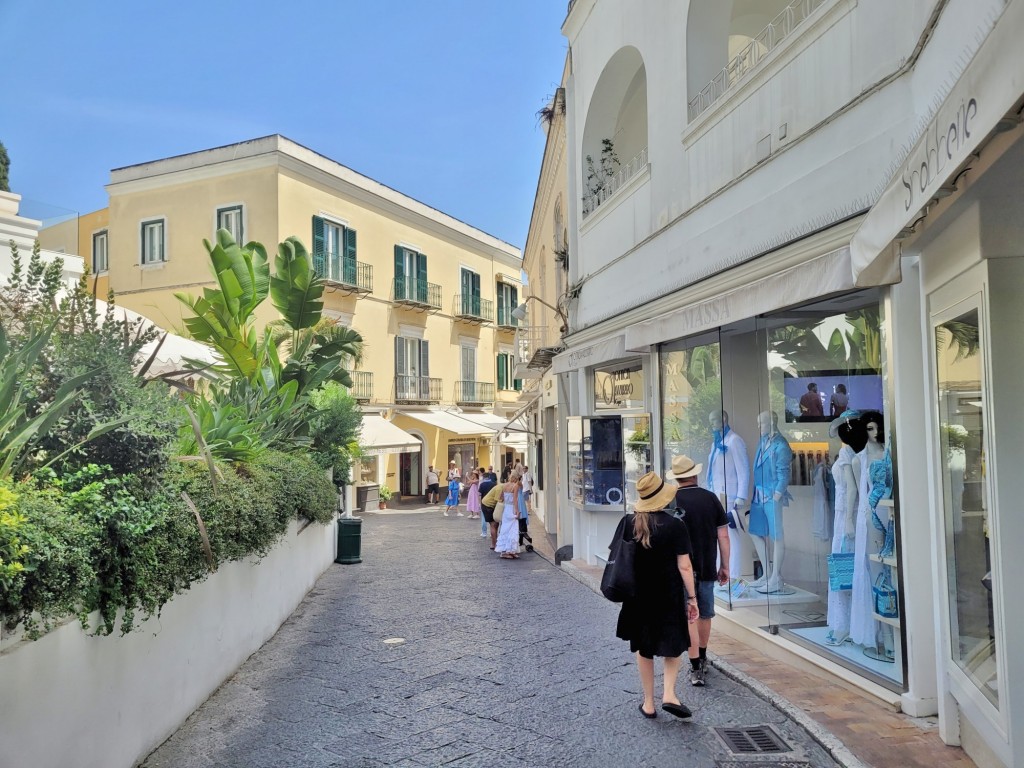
[313,251,373,294]
[687,0,828,121]
[454,380,495,405]
[395,374,442,403]
[581,146,648,219]
[348,371,373,402]
[496,303,519,330]
[452,294,494,324]
[514,325,564,378]
[393,276,442,311]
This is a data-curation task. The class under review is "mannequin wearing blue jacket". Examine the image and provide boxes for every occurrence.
[748,410,793,593]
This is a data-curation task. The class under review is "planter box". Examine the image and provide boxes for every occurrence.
[0,518,335,768]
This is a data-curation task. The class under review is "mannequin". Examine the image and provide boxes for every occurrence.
[849,411,886,650]
[705,410,751,579]
[748,411,793,593]
[825,411,867,645]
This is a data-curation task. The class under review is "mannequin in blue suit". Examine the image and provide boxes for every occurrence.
[748,410,793,593]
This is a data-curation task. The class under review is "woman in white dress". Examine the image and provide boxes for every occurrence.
[849,412,886,648]
[826,411,865,645]
[495,472,522,559]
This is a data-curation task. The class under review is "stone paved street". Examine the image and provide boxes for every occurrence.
[143,506,841,768]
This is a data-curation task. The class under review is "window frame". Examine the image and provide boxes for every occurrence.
[215,204,245,243]
[140,218,167,266]
[92,229,109,274]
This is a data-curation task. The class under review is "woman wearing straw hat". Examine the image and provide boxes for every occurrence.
[614,471,700,720]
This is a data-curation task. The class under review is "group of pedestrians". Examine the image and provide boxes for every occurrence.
[427,460,535,559]
[612,455,730,721]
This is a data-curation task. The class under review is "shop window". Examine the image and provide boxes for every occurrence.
[935,303,998,707]
[359,456,378,484]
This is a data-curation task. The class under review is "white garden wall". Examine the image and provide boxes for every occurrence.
[0,518,336,768]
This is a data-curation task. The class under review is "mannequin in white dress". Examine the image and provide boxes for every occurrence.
[705,410,751,579]
[850,411,886,648]
[826,411,867,645]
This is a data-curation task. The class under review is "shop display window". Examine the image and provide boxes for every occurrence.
[359,456,378,483]
[566,416,626,507]
[657,289,904,689]
[935,303,999,707]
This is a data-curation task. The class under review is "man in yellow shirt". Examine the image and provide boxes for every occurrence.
[482,481,504,550]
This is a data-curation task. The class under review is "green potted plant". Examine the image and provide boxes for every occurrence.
[378,485,393,509]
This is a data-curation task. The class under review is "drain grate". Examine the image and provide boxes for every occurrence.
[716,762,810,768]
[715,725,791,754]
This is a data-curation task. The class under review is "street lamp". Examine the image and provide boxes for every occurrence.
[511,295,568,333]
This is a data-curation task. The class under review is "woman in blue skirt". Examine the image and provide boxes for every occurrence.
[443,461,462,517]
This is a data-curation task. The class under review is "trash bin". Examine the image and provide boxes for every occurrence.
[335,517,362,564]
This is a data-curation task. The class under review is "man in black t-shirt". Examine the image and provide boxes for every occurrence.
[669,455,730,688]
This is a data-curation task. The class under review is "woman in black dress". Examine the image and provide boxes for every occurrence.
[614,471,699,719]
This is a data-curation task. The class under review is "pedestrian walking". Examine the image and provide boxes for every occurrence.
[669,455,730,687]
[500,463,512,483]
[425,465,440,504]
[520,464,534,515]
[444,461,462,517]
[614,471,699,719]
[466,470,482,519]
[495,472,521,559]
[481,478,503,549]
[478,468,497,538]
[517,471,533,552]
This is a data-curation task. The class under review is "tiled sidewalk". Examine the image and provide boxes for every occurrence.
[558,557,976,768]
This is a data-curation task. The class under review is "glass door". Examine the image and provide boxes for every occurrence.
[934,298,999,709]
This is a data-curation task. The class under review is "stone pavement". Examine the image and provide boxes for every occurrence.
[560,559,976,768]
[143,503,841,768]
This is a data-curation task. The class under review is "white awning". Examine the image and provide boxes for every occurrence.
[851,0,1022,285]
[626,246,857,349]
[498,433,528,450]
[398,410,491,436]
[551,333,626,374]
[455,412,528,434]
[359,415,421,456]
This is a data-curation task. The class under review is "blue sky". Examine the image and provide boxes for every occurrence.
[0,1,568,248]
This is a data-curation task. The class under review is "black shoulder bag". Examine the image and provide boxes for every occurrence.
[600,515,637,602]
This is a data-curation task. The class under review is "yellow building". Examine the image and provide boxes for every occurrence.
[44,135,525,499]
[38,207,111,296]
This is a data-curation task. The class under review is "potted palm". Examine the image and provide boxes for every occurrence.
[378,485,393,509]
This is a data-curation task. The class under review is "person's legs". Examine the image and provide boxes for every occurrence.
[636,653,656,714]
[481,509,488,536]
[688,581,715,685]
[490,521,499,549]
[662,655,682,703]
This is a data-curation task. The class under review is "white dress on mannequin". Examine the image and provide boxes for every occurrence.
[827,445,855,639]
[849,449,883,646]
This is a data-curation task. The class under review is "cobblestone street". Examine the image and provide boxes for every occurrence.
[143,506,841,768]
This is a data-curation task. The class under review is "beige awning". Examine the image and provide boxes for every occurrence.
[398,410,491,436]
[456,412,528,434]
[851,0,1022,285]
[358,415,421,456]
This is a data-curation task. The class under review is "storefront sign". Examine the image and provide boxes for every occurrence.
[552,334,626,374]
[594,363,644,411]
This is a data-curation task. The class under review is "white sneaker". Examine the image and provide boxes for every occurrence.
[443,510,449,517]
[456,512,465,517]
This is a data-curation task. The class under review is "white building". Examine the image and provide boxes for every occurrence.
[0,191,83,288]
[554,1,1024,765]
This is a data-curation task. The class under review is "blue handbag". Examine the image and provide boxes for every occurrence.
[827,538,854,592]
[872,568,899,618]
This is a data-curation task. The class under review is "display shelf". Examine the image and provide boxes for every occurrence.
[869,554,898,567]
[873,612,901,628]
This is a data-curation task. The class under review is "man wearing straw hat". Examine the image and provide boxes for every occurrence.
[669,455,730,688]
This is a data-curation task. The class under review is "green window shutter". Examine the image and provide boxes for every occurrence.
[395,336,406,376]
[394,245,404,299]
[471,272,480,314]
[420,339,430,378]
[343,227,357,284]
[497,354,507,390]
[417,252,428,303]
[511,286,518,308]
[312,216,325,276]
[514,376,523,392]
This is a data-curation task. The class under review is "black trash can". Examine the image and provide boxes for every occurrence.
[335,517,362,564]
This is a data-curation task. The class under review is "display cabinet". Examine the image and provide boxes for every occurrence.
[567,415,650,510]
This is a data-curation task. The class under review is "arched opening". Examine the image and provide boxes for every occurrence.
[580,46,648,216]
[686,0,806,121]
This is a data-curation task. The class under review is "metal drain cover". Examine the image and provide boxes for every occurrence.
[716,762,810,768]
[715,725,791,754]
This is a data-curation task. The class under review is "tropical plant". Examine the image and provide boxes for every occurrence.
[308,382,364,481]
[584,138,620,200]
[936,319,980,361]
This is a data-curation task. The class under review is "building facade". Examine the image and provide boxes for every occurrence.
[41,136,526,499]
[555,1,1024,765]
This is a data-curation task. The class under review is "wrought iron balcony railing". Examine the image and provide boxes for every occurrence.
[581,146,648,218]
[395,374,442,402]
[687,0,827,121]
[393,276,442,310]
[452,294,494,323]
[348,371,373,401]
[496,303,519,329]
[312,251,373,293]
[454,380,495,404]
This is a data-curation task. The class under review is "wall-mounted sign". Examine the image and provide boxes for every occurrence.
[594,362,644,411]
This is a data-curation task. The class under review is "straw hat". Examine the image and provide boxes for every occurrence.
[828,409,863,438]
[667,454,703,480]
[633,471,679,513]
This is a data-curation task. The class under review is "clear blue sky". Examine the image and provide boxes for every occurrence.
[0,1,568,249]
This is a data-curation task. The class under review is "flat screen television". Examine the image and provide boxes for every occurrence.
[782,370,884,423]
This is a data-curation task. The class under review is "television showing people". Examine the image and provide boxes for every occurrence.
[783,372,883,423]
[748,411,793,594]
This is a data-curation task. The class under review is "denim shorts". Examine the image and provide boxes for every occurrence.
[696,580,716,620]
